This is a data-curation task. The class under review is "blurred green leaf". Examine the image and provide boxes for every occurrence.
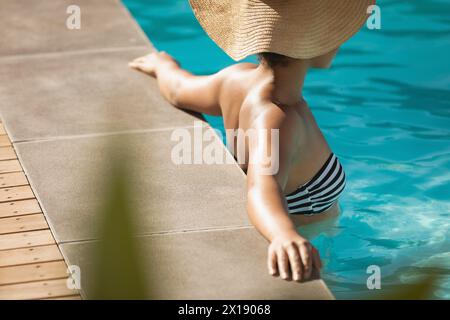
[90,140,148,299]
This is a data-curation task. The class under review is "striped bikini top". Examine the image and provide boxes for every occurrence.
[285,153,346,215]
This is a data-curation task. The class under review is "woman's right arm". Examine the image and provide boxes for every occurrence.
[246,106,322,282]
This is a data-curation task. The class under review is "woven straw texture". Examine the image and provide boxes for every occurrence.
[189,0,376,61]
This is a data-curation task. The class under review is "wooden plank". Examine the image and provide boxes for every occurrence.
[0,199,42,218]
[42,295,81,300]
[0,135,11,147]
[0,230,54,251]
[0,160,22,174]
[0,128,82,300]
[0,146,16,161]
[0,213,48,235]
[0,185,34,203]
[0,278,78,300]
[0,172,28,188]
[0,245,62,267]
[0,261,67,285]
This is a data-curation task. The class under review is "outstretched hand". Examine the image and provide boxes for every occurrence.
[268,230,322,282]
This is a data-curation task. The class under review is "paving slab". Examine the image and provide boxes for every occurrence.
[15,128,249,243]
[60,227,333,299]
[0,48,201,142]
[0,0,149,57]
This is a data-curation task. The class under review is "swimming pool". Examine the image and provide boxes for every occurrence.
[122,0,450,299]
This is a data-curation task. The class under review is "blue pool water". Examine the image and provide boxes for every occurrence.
[123,0,450,299]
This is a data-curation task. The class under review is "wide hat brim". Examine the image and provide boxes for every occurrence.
[189,0,376,61]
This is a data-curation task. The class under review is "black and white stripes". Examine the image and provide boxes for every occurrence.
[285,153,346,215]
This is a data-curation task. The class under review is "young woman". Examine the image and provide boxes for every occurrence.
[129,0,374,283]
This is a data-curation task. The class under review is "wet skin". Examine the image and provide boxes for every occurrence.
[129,49,339,282]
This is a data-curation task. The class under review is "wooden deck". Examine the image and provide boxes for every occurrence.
[0,122,80,300]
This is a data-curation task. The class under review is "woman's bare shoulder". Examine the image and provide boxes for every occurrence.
[246,99,301,131]
[217,62,257,79]
[226,62,257,71]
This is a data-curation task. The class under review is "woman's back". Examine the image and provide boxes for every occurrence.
[218,63,332,195]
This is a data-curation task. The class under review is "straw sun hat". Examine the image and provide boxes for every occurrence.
[189,0,376,61]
